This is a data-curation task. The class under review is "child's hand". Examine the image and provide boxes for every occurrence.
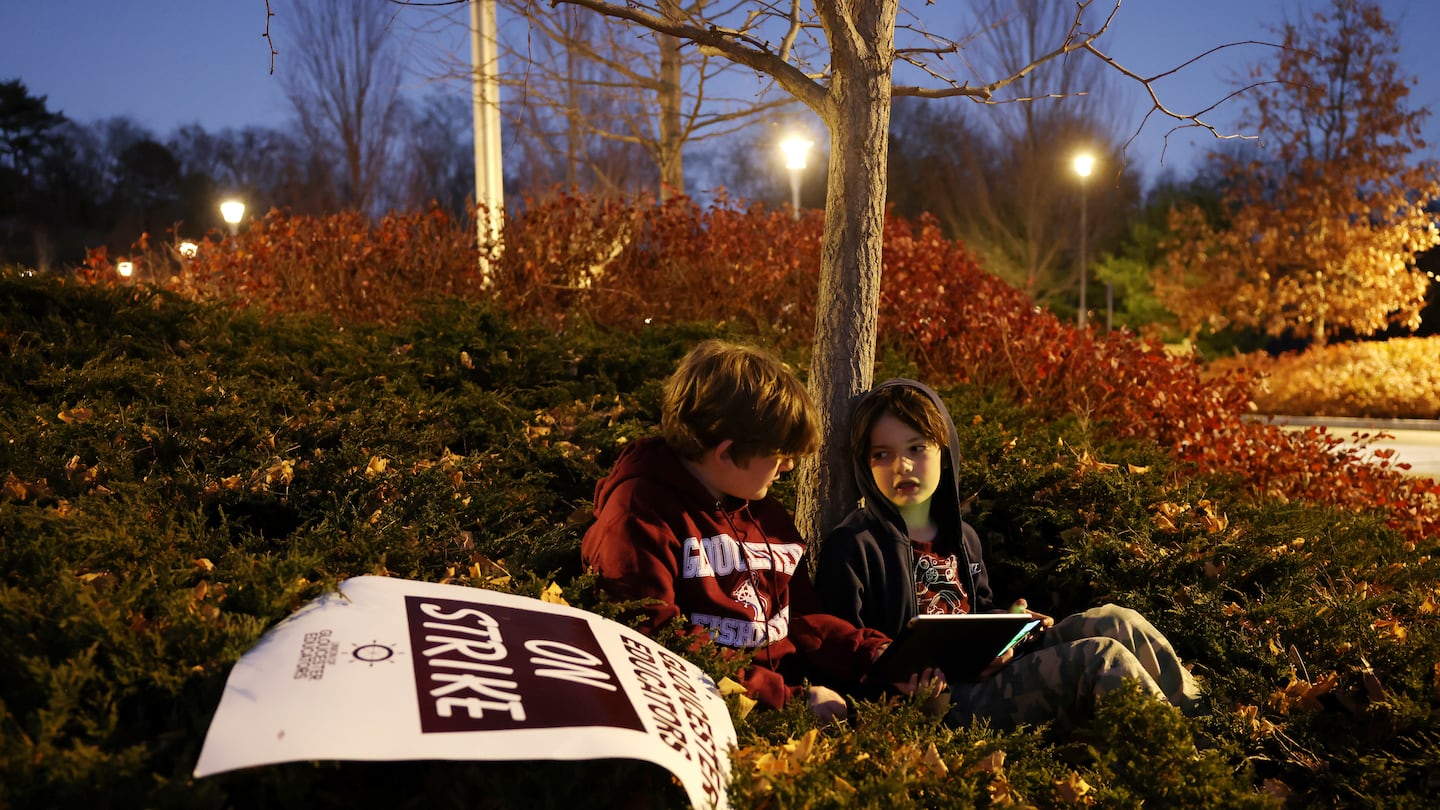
[977,647,1017,680]
[806,684,848,724]
[893,667,947,698]
[1008,598,1054,628]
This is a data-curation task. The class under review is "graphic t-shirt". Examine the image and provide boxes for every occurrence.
[911,538,970,615]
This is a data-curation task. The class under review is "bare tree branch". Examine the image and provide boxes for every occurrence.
[553,0,829,110]
[1087,38,1279,151]
[264,0,279,74]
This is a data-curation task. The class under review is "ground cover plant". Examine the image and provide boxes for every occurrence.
[8,197,1440,808]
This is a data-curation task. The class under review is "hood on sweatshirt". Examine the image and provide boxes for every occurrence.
[848,378,967,552]
[593,436,718,516]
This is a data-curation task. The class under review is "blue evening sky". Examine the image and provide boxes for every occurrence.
[3,1,1438,184]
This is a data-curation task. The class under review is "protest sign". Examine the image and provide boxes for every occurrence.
[194,575,736,809]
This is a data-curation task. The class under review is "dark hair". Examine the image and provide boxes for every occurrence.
[849,385,949,470]
[660,340,819,463]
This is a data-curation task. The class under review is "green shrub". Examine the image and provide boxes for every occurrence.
[7,269,1440,808]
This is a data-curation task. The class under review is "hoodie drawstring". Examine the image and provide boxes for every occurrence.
[720,501,779,671]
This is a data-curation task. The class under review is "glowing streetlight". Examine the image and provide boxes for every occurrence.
[178,241,199,258]
[779,135,812,221]
[117,260,135,279]
[220,199,246,236]
[1073,153,1095,330]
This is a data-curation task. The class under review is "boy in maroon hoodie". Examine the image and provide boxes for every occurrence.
[581,340,894,721]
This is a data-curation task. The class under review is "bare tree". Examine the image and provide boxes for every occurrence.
[280,0,410,214]
[0,80,69,270]
[504,6,664,198]
[379,0,1238,540]
[393,92,478,216]
[403,0,799,200]
[888,0,1140,310]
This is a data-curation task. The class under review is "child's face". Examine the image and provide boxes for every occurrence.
[867,411,942,510]
[717,449,796,501]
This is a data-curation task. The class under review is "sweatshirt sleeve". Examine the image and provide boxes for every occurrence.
[788,562,891,687]
[735,662,803,711]
[580,490,684,637]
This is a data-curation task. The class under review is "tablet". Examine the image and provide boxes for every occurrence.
[868,613,1042,684]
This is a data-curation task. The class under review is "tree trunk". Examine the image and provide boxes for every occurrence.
[656,1,684,198]
[564,16,582,188]
[795,6,896,549]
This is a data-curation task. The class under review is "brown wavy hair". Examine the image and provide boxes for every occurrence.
[849,384,950,470]
[661,340,819,464]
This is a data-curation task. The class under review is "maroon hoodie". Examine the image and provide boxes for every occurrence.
[581,436,890,709]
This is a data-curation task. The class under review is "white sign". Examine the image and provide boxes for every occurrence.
[194,575,735,809]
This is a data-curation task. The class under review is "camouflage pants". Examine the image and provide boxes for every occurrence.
[944,604,1204,733]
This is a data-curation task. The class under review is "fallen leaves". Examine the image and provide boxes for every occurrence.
[187,578,227,621]
[1153,499,1229,534]
[1371,617,1407,643]
[1053,771,1095,806]
[3,472,34,501]
[56,406,95,424]
[62,455,99,486]
[248,458,296,492]
[966,748,1032,806]
[745,728,827,790]
[364,455,389,477]
[734,731,991,801]
[1272,673,1339,714]
[1235,704,1281,739]
[539,581,567,605]
[716,676,757,720]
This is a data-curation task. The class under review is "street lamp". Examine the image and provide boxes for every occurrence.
[220,199,246,237]
[117,260,134,279]
[779,135,812,221]
[470,0,503,278]
[1073,153,1095,330]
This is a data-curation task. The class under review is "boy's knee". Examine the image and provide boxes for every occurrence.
[1082,638,1164,695]
[1080,638,1147,676]
[1083,603,1140,626]
[1100,603,1139,620]
[1072,603,1150,639]
[1042,637,1137,676]
[1076,635,1125,660]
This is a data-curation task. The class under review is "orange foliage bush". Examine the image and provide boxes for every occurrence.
[77,204,486,325]
[1210,337,1440,420]
[72,194,1440,548]
[490,191,820,338]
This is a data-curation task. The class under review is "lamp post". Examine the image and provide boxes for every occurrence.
[779,135,812,221]
[470,0,503,274]
[220,199,246,237]
[1073,153,1095,330]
